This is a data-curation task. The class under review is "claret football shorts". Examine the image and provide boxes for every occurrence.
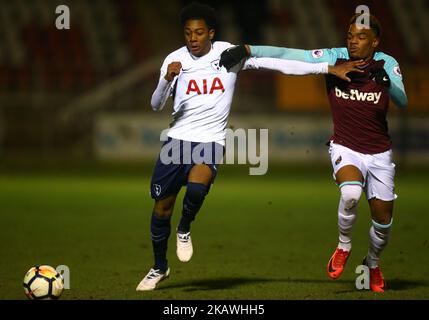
[329,141,397,201]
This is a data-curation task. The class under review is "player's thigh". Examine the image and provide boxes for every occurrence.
[368,198,393,224]
[154,194,178,218]
[329,142,365,184]
[150,157,183,217]
[366,150,396,202]
[335,165,364,185]
[366,151,396,224]
[150,151,186,202]
[188,164,213,186]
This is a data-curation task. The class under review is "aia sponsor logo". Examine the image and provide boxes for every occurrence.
[186,77,225,95]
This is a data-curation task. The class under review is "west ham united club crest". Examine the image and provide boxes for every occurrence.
[211,59,221,71]
[335,156,342,165]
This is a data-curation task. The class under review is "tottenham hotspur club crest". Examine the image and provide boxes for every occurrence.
[153,184,162,196]
[211,59,221,71]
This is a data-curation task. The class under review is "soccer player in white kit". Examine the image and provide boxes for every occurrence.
[136,2,363,291]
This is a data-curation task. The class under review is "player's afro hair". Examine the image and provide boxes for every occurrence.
[350,13,382,38]
[180,2,217,30]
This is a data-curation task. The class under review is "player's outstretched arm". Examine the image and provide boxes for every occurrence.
[245,57,364,80]
[220,45,345,72]
[151,61,182,111]
[244,57,328,75]
[221,44,363,80]
[249,45,341,65]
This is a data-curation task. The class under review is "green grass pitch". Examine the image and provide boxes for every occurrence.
[0,164,428,300]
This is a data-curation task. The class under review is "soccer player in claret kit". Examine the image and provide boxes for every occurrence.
[220,13,408,292]
[136,2,360,291]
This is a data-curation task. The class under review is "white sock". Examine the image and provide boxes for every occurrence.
[337,184,362,252]
[367,219,392,268]
[337,201,357,251]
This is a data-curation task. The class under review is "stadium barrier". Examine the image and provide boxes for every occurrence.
[94,113,429,164]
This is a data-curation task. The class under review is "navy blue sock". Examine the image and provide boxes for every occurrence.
[178,182,208,233]
[151,212,171,272]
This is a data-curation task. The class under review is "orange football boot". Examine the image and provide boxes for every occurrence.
[363,257,386,292]
[369,267,385,292]
[327,248,351,279]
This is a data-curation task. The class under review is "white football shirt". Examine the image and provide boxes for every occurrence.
[151,41,328,145]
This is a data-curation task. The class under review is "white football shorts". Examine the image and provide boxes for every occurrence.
[329,141,397,201]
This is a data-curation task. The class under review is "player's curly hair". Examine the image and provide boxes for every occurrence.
[180,2,217,30]
[350,13,382,38]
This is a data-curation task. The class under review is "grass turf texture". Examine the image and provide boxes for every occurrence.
[0,164,428,300]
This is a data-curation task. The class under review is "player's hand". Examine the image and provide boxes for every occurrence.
[165,62,182,82]
[219,45,250,71]
[328,60,365,82]
[370,68,391,88]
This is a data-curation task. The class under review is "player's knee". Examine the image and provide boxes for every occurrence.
[340,184,363,210]
[154,201,174,218]
[186,182,208,205]
[372,216,393,227]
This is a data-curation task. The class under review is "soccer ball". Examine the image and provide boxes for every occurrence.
[23,265,64,300]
